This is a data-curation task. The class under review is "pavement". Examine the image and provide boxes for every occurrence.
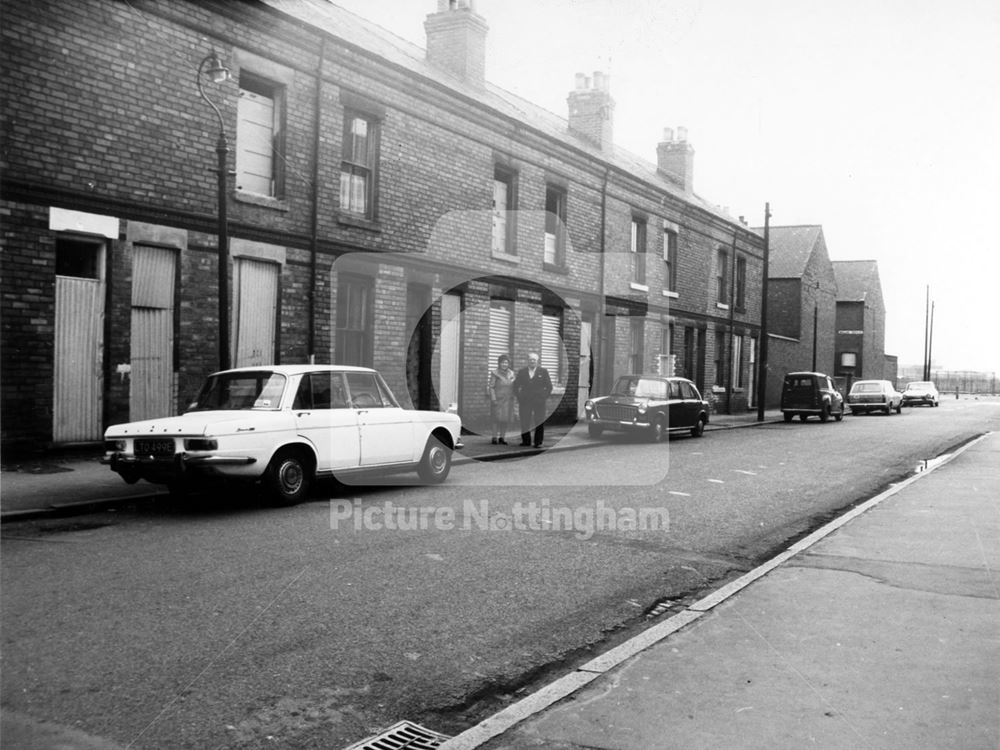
[0,410,779,521]
[441,430,1000,750]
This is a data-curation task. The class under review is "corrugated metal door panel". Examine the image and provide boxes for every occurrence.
[233,258,278,367]
[542,313,562,380]
[130,308,173,420]
[488,302,512,371]
[54,277,104,442]
[130,246,175,420]
[131,245,175,308]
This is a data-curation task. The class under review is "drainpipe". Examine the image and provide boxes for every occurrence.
[756,202,771,421]
[597,168,609,393]
[307,39,325,364]
[726,232,737,414]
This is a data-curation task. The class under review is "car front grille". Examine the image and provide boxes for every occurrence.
[597,404,637,422]
[134,438,177,457]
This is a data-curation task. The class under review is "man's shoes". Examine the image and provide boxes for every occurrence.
[533,443,543,448]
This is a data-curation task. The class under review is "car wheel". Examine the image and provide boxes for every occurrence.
[820,403,830,423]
[588,423,604,439]
[884,406,892,415]
[690,417,705,438]
[418,435,452,484]
[896,402,902,414]
[648,417,666,443]
[265,449,312,506]
[834,409,844,422]
[799,414,808,422]
[783,412,794,423]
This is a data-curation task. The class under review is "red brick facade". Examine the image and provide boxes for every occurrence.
[1,0,764,448]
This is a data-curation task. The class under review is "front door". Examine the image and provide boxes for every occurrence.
[438,292,462,413]
[130,245,175,420]
[53,237,105,443]
[233,257,278,367]
[577,318,593,417]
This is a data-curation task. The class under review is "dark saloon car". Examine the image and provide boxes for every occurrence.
[584,375,709,441]
[780,371,845,422]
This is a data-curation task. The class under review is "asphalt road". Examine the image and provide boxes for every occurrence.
[2,399,997,749]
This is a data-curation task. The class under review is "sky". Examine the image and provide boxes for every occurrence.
[330,0,1000,374]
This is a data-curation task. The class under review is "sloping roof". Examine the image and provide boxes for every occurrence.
[759,225,823,278]
[832,260,880,302]
[259,0,746,227]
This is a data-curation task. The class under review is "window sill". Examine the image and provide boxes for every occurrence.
[337,213,382,233]
[234,191,289,212]
[630,282,649,293]
[716,302,730,311]
[712,385,726,394]
[492,250,520,264]
[543,262,569,275]
[662,290,679,299]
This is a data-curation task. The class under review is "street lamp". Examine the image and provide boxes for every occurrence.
[196,51,233,372]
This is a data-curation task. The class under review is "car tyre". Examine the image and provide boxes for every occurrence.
[820,403,830,423]
[895,402,902,414]
[418,435,452,484]
[783,412,794,423]
[265,449,312,506]
[835,407,844,422]
[799,413,808,422]
[587,423,604,439]
[690,417,705,438]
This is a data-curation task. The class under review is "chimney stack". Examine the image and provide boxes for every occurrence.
[656,126,694,193]
[567,71,615,151]
[424,0,489,86]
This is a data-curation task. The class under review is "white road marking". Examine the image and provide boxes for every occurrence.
[708,479,725,484]
[734,470,757,476]
[668,491,691,496]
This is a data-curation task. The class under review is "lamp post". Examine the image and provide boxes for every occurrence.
[197,51,233,372]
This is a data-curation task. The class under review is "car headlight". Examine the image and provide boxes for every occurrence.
[104,439,126,452]
[637,403,648,415]
[584,401,594,412]
[184,438,218,451]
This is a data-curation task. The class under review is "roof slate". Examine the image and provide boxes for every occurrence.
[259,0,747,227]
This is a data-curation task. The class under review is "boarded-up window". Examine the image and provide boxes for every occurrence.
[237,72,284,197]
[489,299,513,371]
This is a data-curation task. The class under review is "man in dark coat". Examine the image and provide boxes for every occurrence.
[512,351,553,448]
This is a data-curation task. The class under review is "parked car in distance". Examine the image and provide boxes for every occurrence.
[780,371,845,422]
[901,380,940,407]
[847,379,903,415]
[102,365,463,504]
[584,375,709,441]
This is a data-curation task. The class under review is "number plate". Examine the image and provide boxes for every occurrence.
[134,439,176,456]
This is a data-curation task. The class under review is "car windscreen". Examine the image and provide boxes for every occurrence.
[852,383,883,394]
[188,372,287,411]
[611,377,667,399]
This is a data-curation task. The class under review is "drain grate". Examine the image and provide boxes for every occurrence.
[343,720,451,750]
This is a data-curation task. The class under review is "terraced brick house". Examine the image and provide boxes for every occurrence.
[1,0,764,448]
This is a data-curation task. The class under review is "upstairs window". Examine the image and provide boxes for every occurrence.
[340,112,379,219]
[663,225,678,292]
[735,256,747,310]
[717,247,729,303]
[631,217,647,286]
[544,184,567,267]
[492,167,517,255]
[236,72,285,198]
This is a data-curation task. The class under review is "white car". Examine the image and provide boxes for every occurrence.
[901,381,939,407]
[102,365,463,504]
[846,379,903,416]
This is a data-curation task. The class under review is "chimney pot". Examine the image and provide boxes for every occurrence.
[425,1,489,86]
[567,71,614,151]
[676,126,688,142]
[662,127,674,143]
[574,72,587,90]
